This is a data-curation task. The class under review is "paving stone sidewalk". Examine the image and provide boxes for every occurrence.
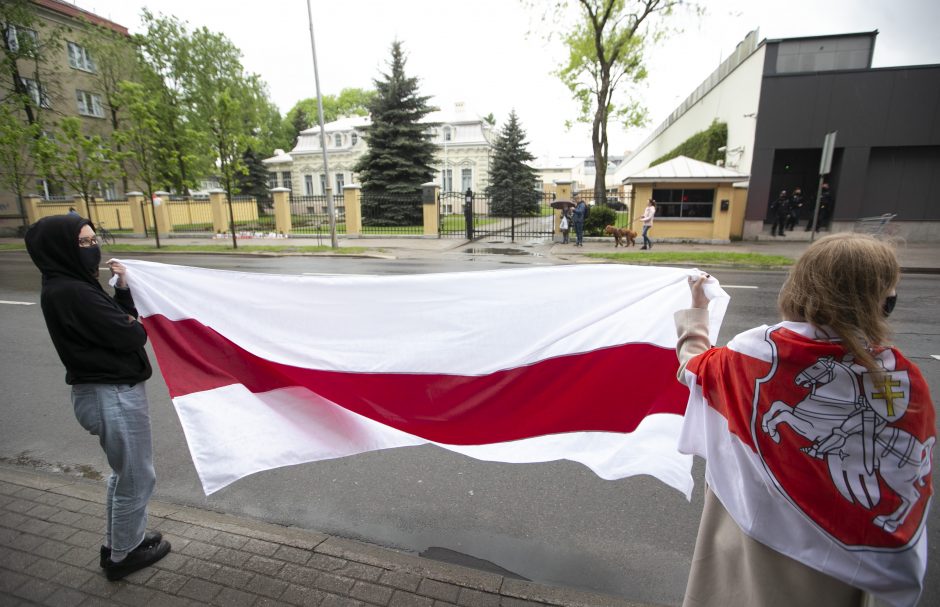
[0,465,654,607]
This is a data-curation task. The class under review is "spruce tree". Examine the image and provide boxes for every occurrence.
[354,41,438,226]
[486,110,539,216]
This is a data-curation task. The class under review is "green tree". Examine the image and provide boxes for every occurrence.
[135,10,205,193]
[354,41,438,226]
[113,80,164,245]
[0,105,43,228]
[486,110,539,216]
[553,0,686,205]
[283,87,375,148]
[79,23,139,192]
[47,117,118,211]
[1,0,60,127]
[236,147,272,212]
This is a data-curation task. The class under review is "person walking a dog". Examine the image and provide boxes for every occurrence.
[24,214,171,581]
[635,199,656,250]
[673,233,934,606]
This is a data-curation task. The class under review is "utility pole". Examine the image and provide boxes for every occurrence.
[306,0,337,249]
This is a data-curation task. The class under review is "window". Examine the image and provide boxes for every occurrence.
[281,171,292,190]
[335,173,344,193]
[461,168,472,191]
[268,173,278,189]
[304,174,314,195]
[67,41,96,72]
[351,132,358,146]
[442,169,453,192]
[19,77,50,108]
[651,188,715,218]
[443,126,452,142]
[6,25,38,55]
[76,90,104,118]
[319,174,327,194]
[334,133,342,147]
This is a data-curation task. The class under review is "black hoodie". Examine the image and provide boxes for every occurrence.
[25,214,152,385]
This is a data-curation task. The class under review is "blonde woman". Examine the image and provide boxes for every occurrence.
[674,233,934,607]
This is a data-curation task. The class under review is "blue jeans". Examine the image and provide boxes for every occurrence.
[574,220,584,244]
[72,383,155,560]
[642,225,652,248]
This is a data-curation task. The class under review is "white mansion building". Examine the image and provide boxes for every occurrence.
[264,103,495,196]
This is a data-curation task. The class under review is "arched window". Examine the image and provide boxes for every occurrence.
[334,133,343,147]
[351,132,358,146]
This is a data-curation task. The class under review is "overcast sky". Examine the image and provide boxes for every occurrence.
[74,0,940,158]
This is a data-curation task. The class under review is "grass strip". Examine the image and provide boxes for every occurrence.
[586,251,794,267]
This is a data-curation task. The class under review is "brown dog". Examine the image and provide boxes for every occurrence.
[604,225,637,247]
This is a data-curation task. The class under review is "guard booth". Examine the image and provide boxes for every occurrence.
[622,156,748,242]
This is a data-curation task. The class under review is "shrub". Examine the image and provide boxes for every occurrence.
[585,205,617,236]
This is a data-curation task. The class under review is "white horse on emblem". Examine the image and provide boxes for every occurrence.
[760,355,934,533]
[762,355,860,444]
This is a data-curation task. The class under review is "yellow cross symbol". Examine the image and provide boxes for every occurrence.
[872,375,905,417]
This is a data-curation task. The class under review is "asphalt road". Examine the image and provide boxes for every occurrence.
[1,250,938,606]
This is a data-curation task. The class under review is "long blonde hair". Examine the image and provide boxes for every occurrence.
[777,233,898,373]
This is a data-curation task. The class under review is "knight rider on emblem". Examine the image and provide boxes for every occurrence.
[761,349,934,534]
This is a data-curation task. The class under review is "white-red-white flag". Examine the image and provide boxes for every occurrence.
[680,323,935,606]
[121,260,728,496]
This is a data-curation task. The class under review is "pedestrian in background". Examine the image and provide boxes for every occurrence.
[24,214,170,581]
[807,183,834,232]
[572,199,587,246]
[635,199,656,250]
[787,187,805,231]
[560,208,571,244]
[769,190,790,236]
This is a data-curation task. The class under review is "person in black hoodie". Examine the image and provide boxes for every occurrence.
[25,214,170,581]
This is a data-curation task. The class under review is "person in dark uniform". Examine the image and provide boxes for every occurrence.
[787,187,805,231]
[769,190,790,237]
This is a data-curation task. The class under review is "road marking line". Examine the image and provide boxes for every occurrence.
[0,300,34,306]
[932,355,940,361]
[721,285,759,289]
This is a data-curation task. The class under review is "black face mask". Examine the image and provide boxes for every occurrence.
[78,245,101,276]
[883,294,897,317]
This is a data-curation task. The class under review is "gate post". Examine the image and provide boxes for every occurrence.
[344,184,361,235]
[126,192,147,236]
[464,188,473,240]
[209,189,228,234]
[272,187,291,235]
[422,182,439,236]
[24,194,42,224]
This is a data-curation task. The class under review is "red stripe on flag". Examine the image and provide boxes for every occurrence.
[145,314,688,445]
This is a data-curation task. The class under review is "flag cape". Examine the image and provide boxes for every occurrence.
[120,259,728,496]
[680,322,934,606]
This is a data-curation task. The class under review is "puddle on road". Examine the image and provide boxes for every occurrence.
[464,247,543,257]
[420,546,528,579]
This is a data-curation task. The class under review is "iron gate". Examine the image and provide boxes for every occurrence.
[439,190,556,240]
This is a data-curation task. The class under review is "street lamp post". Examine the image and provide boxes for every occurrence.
[305,0,337,249]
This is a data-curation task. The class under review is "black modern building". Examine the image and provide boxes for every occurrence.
[747,33,940,239]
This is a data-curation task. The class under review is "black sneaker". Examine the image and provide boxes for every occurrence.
[104,539,171,581]
[100,530,163,568]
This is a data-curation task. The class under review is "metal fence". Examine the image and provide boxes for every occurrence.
[289,194,347,235]
[360,192,424,235]
[439,190,556,240]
